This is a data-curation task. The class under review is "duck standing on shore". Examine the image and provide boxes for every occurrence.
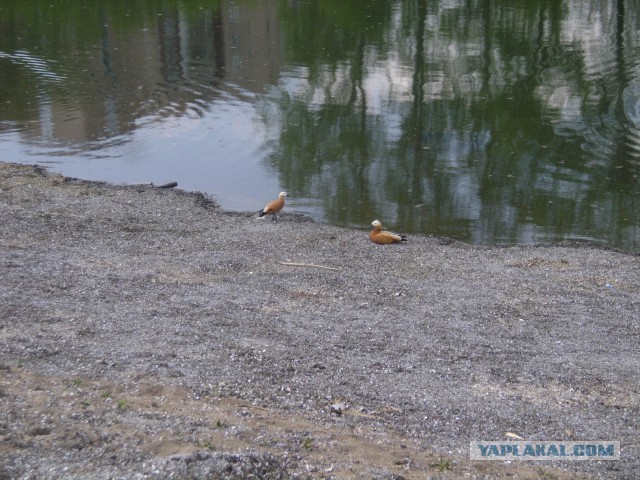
[370,219,407,244]
[258,192,288,220]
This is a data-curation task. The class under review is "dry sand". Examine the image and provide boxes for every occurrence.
[1,162,638,479]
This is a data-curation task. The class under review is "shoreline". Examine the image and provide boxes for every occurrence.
[1,162,638,479]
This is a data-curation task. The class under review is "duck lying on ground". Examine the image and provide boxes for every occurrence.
[369,219,407,244]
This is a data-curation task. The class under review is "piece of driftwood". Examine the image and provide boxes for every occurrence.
[278,262,341,271]
[156,181,178,189]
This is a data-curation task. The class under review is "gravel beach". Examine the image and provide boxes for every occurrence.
[1,162,638,479]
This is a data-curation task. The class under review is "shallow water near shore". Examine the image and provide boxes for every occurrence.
[1,1,640,251]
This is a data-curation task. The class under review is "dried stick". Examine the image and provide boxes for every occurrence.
[278,262,341,271]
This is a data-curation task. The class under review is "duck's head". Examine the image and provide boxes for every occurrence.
[279,192,288,198]
[371,220,382,229]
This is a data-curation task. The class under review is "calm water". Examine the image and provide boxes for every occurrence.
[1,1,640,251]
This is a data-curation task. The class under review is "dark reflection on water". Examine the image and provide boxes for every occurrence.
[0,1,639,251]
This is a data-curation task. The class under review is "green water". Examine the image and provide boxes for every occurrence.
[1,1,639,251]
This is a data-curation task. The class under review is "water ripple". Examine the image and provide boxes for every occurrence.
[623,83,640,156]
[0,49,65,83]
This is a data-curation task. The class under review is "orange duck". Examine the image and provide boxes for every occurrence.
[370,219,407,244]
[258,192,287,220]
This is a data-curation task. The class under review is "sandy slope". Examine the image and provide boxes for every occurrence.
[1,162,638,479]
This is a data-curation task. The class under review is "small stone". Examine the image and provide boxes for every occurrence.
[29,426,52,436]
